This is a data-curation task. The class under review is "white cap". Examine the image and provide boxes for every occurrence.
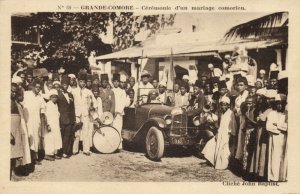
[68,74,76,79]
[49,89,58,97]
[12,76,23,84]
[120,74,127,82]
[220,96,230,104]
[58,67,65,74]
[182,75,189,80]
[208,63,214,68]
[158,81,166,87]
[270,63,278,71]
[259,69,266,74]
[53,81,61,85]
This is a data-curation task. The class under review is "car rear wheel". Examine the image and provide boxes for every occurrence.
[146,127,164,161]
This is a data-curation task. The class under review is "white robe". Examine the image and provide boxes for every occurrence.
[202,109,237,169]
[214,109,237,169]
[23,91,46,152]
[266,110,287,181]
[44,101,62,155]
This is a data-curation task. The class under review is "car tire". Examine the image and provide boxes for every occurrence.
[146,126,164,161]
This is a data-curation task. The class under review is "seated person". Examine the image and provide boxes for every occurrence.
[147,89,160,103]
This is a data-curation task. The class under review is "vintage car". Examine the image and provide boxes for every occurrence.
[122,97,203,161]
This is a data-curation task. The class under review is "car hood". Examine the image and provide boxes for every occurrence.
[141,104,174,119]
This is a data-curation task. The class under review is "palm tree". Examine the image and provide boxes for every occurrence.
[224,12,288,40]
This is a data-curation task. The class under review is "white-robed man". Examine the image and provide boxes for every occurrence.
[23,78,46,165]
[44,89,62,161]
[112,74,128,150]
[72,72,97,156]
[266,94,287,181]
[139,70,153,103]
[202,96,237,169]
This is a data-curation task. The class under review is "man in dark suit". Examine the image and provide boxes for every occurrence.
[99,74,115,115]
[57,75,76,158]
[187,80,207,116]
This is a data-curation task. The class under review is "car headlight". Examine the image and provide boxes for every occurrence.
[193,116,200,126]
[164,115,172,125]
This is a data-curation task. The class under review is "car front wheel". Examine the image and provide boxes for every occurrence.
[146,127,164,161]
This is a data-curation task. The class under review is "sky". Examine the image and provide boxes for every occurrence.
[173,12,272,41]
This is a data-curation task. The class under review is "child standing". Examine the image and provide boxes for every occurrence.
[44,89,62,161]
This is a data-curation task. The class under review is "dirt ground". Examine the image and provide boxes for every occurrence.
[12,147,243,182]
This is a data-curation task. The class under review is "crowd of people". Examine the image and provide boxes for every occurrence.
[11,46,288,182]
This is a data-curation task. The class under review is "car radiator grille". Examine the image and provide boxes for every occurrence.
[170,114,187,136]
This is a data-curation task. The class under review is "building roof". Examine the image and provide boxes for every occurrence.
[95,36,285,60]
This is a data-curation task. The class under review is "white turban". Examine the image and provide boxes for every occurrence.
[182,75,190,80]
[49,89,58,97]
[259,69,266,74]
[120,74,127,82]
[53,81,61,85]
[220,96,230,104]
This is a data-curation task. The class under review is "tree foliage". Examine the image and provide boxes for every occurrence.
[13,12,176,72]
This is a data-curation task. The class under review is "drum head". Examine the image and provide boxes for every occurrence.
[100,112,114,125]
[93,126,121,154]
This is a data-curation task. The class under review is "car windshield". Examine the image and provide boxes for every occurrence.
[137,88,173,106]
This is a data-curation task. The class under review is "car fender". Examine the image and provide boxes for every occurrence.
[133,117,167,142]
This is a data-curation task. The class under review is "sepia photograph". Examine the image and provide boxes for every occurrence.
[10,11,289,183]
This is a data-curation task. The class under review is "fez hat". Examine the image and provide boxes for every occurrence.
[32,78,43,86]
[52,72,60,80]
[194,80,203,88]
[180,81,189,90]
[91,84,99,92]
[270,71,279,80]
[92,73,99,81]
[219,80,227,89]
[210,77,220,84]
[87,74,92,81]
[237,76,248,85]
[277,78,288,95]
[233,73,242,81]
[78,72,87,81]
[112,73,120,81]
[175,78,182,85]
[101,74,109,81]
[61,75,70,85]
[26,68,33,76]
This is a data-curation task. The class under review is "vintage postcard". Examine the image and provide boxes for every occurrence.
[1,0,300,194]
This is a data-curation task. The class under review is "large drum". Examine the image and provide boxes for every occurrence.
[92,125,121,154]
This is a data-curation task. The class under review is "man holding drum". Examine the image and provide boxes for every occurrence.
[72,72,97,156]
